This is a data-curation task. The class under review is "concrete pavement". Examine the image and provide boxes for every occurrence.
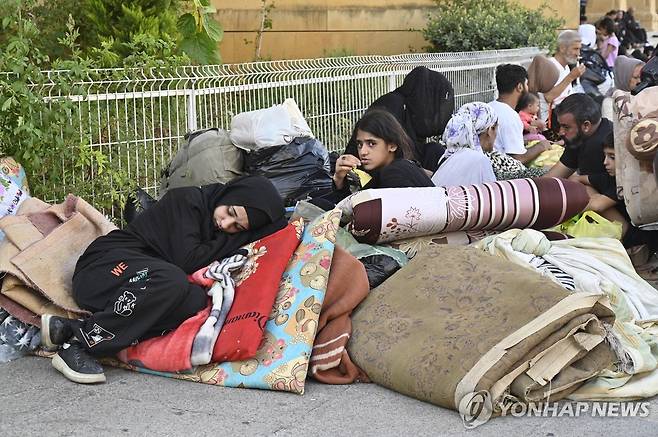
[2,355,657,436]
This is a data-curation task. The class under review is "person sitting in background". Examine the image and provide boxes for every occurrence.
[343,66,454,173]
[517,92,547,142]
[331,109,433,202]
[545,93,611,179]
[578,15,597,49]
[431,102,497,187]
[489,64,551,165]
[596,17,620,69]
[534,31,586,131]
[574,132,658,258]
[601,55,645,120]
[614,55,645,92]
[622,8,649,48]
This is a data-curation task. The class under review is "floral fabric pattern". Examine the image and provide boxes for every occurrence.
[343,178,589,244]
[613,89,658,228]
[349,244,615,412]
[0,157,29,242]
[111,209,340,394]
[442,102,498,152]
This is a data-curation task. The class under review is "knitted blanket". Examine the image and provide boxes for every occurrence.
[309,245,369,384]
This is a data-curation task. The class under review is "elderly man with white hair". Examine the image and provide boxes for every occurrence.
[537,30,587,129]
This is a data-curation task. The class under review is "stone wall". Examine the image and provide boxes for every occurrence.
[214,0,580,63]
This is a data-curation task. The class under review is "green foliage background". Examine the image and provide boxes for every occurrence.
[423,0,564,53]
[29,0,222,67]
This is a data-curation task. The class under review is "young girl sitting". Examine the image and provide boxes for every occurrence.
[329,109,434,203]
[596,17,620,68]
[517,92,547,142]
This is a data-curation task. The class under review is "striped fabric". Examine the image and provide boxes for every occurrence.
[529,256,576,291]
[344,177,588,244]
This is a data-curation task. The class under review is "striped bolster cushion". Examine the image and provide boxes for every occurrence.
[345,177,588,244]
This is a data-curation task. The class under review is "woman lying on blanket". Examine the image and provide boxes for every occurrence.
[41,176,285,384]
[325,109,434,205]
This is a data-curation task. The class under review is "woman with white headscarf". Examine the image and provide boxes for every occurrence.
[431,102,498,187]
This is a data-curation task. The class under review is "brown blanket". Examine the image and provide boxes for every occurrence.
[309,245,370,384]
[0,195,117,325]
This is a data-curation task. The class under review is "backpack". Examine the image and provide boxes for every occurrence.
[159,128,244,197]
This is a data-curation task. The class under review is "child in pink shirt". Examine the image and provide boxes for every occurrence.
[517,92,547,142]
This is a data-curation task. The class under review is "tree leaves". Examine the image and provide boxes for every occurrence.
[177,2,223,64]
[179,31,221,64]
[177,12,196,36]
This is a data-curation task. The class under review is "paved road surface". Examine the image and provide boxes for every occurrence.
[2,355,657,436]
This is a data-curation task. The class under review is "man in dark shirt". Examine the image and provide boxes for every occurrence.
[545,93,612,178]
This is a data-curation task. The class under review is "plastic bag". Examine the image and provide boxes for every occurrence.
[360,255,401,289]
[229,98,314,151]
[564,211,623,240]
[0,171,28,242]
[159,128,244,197]
[525,140,564,168]
[244,137,333,206]
[123,188,157,224]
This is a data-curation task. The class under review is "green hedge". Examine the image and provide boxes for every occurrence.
[423,0,564,53]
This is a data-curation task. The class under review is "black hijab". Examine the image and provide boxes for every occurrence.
[126,175,285,273]
[344,66,454,161]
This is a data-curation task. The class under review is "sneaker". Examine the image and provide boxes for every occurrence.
[41,314,80,349]
[52,341,106,384]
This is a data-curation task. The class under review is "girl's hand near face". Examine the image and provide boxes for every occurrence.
[333,154,362,189]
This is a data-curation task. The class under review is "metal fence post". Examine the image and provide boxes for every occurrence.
[186,83,198,132]
[388,73,397,92]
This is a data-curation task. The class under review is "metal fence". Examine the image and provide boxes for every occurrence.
[37,47,542,213]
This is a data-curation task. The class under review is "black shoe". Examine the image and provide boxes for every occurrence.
[52,341,106,384]
[41,314,80,349]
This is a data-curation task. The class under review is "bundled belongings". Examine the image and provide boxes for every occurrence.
[0,196,117,325]
[345,66,454,172]
[123,188,157,224]
[349,244,616,415]
[230,98,314,151]
[227,98,331,206]
[0,308,40,363]
[159,128,244,197]
[612,88,658,229]
[337,177,589,244]
[579,46,612,102]
[476,229,658,401]
[308,245,369,384]
[244,137,333,206]
[0,157,30,242]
